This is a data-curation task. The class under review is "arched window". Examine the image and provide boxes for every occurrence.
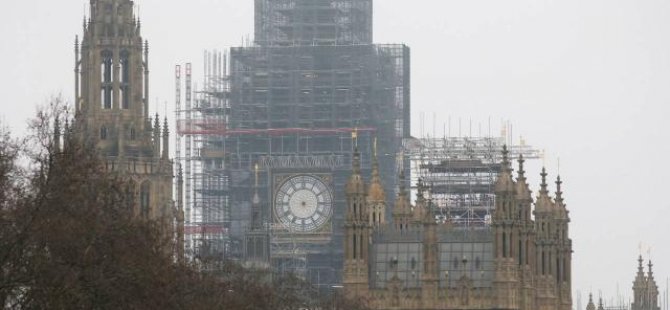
[120,50,130,109]
[101,50,113,109]
[125,181,136,213]
[100,126,108,140]
[130,127,136,140]
[140,181,151,218]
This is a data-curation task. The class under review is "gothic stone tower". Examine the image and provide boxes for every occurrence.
[632,256,661,310]
[343,145,371,299]
[74,0,176,238]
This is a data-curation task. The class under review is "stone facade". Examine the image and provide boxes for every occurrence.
[73,0,182,255]
[343,146,573,310]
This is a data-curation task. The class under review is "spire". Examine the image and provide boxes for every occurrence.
[352,146,361,175]
[392,169,412,228]
[351,129,361,174]
[586,293,596,310]
[371,137,380,179]
[534,167,554,216]
[367,137,386,203]
[540,167,549,194]
[494,145,515,193]
[634,255,647,289]
[251,163,262,230]
[345,137,365,196]
[555,175,564,205]
[501,144,511,174]
[517,154,526,180]
[162,117,169,159]
[153,114,160,157]
[515,154,532,203]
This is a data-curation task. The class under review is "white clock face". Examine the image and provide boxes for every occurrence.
[274,175,333,233]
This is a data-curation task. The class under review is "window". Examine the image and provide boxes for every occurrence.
[130,127,136,140]
[101,50,113,109]
[100,126,108,140]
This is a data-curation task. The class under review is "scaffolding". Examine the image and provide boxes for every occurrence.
[177,1,410,288]
[255,0,373,46]
[175,51,231,264]
[404,134,541,228]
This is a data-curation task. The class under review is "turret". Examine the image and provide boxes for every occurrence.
[553,174,573,309]
[491,146,524,309]
[392,170,412,232]
[647,260,660,310]
[343,141,371,299]
[534,167,554,277]
[515,154,533,222]
[514,155,534,269]
[586,293,596,310]
[421,196,439,304]
[632,255,648,310]
[412,178,427,226]
[367,138,386,228]
[492,146,516,260]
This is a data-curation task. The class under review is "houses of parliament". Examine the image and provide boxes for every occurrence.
[62,1,664,310]
[342,144,573,310]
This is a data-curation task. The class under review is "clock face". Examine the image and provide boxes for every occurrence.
[274,175,333,233]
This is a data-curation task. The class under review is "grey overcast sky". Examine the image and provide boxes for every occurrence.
[2,0,669,305]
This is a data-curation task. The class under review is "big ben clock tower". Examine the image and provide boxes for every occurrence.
[74,0,178,240]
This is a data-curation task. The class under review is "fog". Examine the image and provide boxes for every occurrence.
[2,0,669,305]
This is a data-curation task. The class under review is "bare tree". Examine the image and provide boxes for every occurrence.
[1,99,368,309]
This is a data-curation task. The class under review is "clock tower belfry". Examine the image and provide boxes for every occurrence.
[74,0,177,237]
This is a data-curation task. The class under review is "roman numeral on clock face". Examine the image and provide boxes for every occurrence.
[274,175,333,233]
